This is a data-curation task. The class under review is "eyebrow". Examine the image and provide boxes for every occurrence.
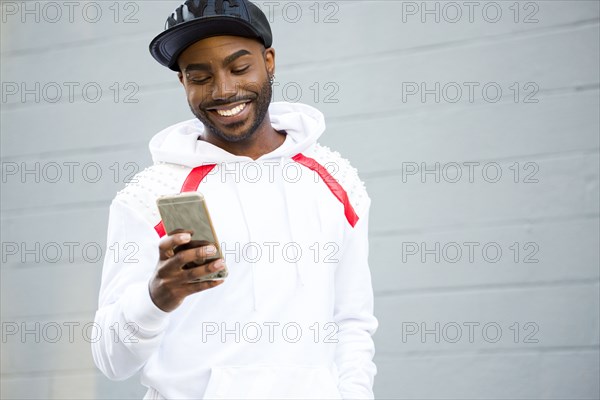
[184,49,252,72]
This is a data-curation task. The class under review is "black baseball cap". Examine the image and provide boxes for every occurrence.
[149,0,273,71]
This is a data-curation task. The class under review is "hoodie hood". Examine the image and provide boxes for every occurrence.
[149,102,325,166]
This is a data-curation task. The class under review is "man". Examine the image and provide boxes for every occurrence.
[92,0,377,398]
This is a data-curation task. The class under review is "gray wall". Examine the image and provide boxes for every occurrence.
[1,1,598,399]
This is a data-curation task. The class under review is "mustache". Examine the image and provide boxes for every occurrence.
[201,95,256,110]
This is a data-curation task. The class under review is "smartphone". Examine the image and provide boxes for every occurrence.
[156,192,228,282]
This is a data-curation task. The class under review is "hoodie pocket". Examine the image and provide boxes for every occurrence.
[203,364,342,399]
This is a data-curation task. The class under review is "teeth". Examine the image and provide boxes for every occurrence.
[216,103,246,117]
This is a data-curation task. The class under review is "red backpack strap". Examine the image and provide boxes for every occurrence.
[154,164,217,237]
[292,153,359,227]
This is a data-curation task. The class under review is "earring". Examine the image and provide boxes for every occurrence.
[269,75,275,84]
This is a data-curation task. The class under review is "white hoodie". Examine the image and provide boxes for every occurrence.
[92,102,377,399]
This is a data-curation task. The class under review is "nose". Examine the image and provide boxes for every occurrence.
[211,73,238,101]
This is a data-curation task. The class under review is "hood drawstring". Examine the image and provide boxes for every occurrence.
[231,177,259,311]
[280,157,305,288]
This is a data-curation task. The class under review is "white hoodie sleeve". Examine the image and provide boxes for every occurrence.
[333,201,378,399]
[92,199,171,380]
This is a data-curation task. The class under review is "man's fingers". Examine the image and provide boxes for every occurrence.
[176,244,218,268]
[159,232,192,260]
[162,244,221,275]
[188,244,218,266]
[184,278,224,294]
[175,240,216,254]
[184,258,226,281]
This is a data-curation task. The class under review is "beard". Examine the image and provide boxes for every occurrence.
[190,77,273,143]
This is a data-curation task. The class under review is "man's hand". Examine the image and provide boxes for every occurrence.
[149,231,225,312]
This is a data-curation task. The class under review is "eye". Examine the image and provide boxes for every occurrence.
[192,78,210,84]
[186,73,211,84]
[232,65,250,74]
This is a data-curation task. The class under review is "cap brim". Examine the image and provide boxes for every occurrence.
[150,16,264,71]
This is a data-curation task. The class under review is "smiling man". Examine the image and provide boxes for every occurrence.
[92,1,377,399]
[178,36,282,159]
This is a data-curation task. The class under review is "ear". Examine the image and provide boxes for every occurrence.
[178,71,184,85]
[264,47,276,78]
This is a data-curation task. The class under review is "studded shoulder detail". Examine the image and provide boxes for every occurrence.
[307,144,370,217]
[115,163,191,225]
